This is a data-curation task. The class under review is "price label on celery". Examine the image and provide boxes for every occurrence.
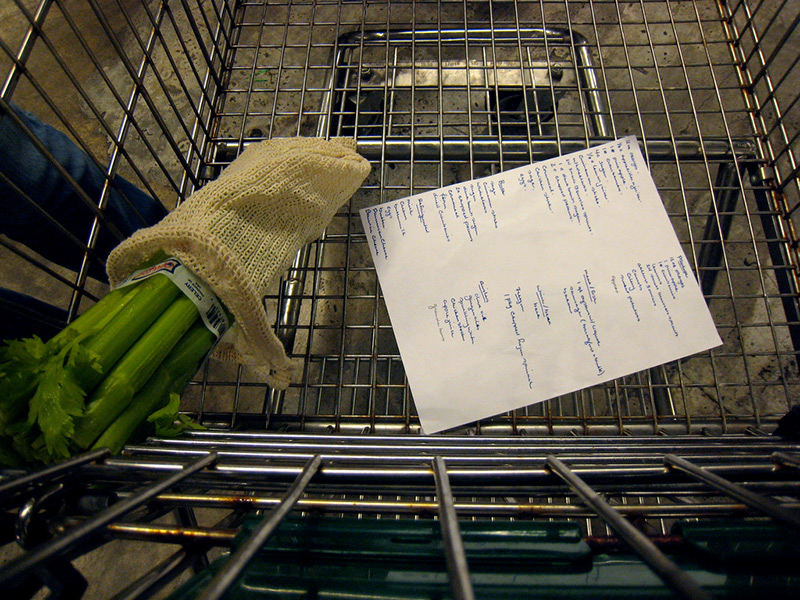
[119,257,230,339]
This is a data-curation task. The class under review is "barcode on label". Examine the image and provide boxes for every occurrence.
[205,303,226,335]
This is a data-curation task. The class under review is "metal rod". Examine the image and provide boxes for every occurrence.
[196,455,323,600]
[101,495,800,545]
[149,430,789,449]
[698,162,742,298]
[748,181,800,354]
[174,506,210,573]
[0,450,109,502]
[433,456,476,600]
[215,137,754,163]
[119,436,794,461]
[569,30,612,138]
[773,451,800,469]
[144,494,800,519]
[98,522,237,546]
[92,511,248,600]
[0,453,217,586]
[119,443,791,469]
[0,0,53,101]
[664,454,800,531]
[189,410,787,436]
[546,456,712,600]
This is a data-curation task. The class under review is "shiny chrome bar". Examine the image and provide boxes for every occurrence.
[664,454,800,532]
[433,457,476,600]
[0,453,217,587]
[0,448,109,501]
[546,456,712,600]
[196,455,322,600]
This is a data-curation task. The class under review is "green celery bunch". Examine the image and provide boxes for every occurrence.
[0,259,220,466]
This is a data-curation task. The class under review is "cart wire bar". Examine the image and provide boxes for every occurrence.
[433,456,476,600]
[664,453,800,531]
[196,454,322,600]
[545,455,712,600]
[0,452,218,588]
[0,448,109,501]
[772,451,800,470]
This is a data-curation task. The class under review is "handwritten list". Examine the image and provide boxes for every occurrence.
[360,137,721,433]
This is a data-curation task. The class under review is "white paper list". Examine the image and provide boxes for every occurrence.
[360,136,722,433]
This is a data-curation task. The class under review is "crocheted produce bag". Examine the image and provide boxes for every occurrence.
[106,137,371,388]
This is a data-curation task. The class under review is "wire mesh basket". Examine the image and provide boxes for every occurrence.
[2,1,800,598]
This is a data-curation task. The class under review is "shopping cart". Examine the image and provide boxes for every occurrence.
[2,1,800,598]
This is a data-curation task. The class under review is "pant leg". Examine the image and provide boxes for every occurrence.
[0,101,168,281]
[0,102,168,340]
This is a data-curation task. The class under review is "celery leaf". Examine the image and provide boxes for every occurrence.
[1,332,100,463]
[27,362,86,460]
[148,393,204,438]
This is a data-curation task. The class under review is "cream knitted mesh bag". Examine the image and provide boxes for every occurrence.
[106,137,371,389]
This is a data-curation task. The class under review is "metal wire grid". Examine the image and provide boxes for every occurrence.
[1,2,800,429]
[724,0,800,242]
[0,0,234,318]
[174,0,800,435]
[2,439,800,598]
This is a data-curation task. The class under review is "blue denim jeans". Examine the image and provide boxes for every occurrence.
[0,102,167,279]
[0,102,167,339]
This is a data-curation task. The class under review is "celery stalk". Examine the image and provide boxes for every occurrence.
[92,323,215,454]
[76,274,181,392]
[48,284,139,346]
[48,253,170,348]
[72,294,200,449]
